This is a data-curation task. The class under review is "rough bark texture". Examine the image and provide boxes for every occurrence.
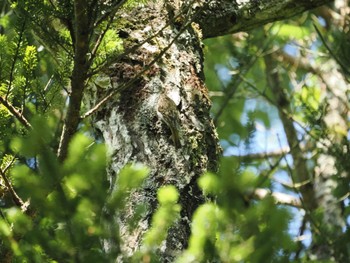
[84,0,332,261]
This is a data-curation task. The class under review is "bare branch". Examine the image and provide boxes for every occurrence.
[276,49,320,75]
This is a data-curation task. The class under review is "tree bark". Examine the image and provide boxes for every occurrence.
[84,0,332,261]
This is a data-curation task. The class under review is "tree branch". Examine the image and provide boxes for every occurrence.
[57,0,90,161]
[233,147,290,160]
[195,0,331,39]
[0,96,32,129]
[264,52,317,210]
[251,188,302,208]
[0,167,25,210]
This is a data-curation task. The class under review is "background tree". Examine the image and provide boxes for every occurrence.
[1,0,348,262]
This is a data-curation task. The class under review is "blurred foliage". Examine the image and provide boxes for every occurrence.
[0,0,349,262]
[2,127,109,261]
[201,3,350,262]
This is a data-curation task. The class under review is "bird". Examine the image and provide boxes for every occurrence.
[156,93,181,148]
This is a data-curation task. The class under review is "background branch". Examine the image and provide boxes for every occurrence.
[251,188,302,208]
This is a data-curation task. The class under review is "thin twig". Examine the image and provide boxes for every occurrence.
[0,168,25,209]
[89,14,115,63]
[2,155,16,174]
[213,48,262,125]
[294,215,307,260]
[94,0,128,28]
[0,96,32,129]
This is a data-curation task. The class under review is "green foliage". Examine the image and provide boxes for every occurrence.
[23,46,38,75]
[178,161,295,262]
[0,115,152,262]
[107,163,149,213]
[0,0,152,260]
[177,203,219,262]
[271,23,311,40]
[1,120,107,261]
[142,186,181,253]
[0,105,12,142]
[203,7,350,262]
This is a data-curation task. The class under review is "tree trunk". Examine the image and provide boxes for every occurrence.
[84,0,332,261]
[87,2,221,261]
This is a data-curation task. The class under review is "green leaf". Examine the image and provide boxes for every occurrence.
[118,163,149,190]
[157,185,179,205]
[184,203,218,261]
[198,172,220,195]
[271,24,311,40]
